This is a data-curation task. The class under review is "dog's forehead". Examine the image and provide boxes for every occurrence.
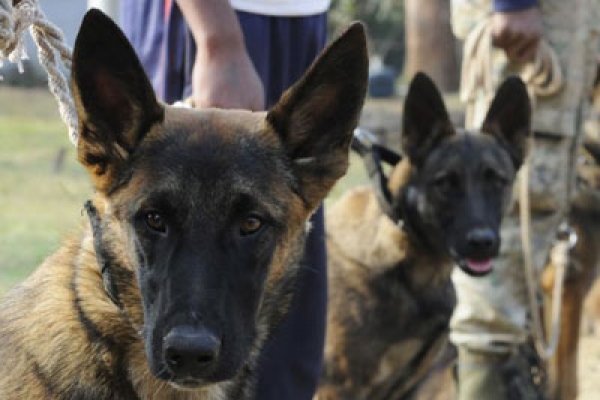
[146,106,282,165]
[123,106,293,214]
[158,106,272,141]
[424,129,512,171]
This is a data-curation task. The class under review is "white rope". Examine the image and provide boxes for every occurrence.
[460,18,564,112]
[0,0,78,145]
[519,146,569,360]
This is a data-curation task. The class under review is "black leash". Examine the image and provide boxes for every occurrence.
[84,200,122,308]
[351,128,403,223]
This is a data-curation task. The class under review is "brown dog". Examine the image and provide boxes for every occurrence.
[317,73,531,399]
[0,10,368,400]
[541,149,600,400]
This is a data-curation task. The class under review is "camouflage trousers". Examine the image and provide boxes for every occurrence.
[449,0,599,398]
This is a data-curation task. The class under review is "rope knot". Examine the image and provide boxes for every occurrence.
[0,0,78,145]
[0,0,40,72]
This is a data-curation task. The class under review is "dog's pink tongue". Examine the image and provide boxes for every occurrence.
[466,259,493,273]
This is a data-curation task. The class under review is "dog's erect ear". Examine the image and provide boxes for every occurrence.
[402,72,454,166]
[267,23,368,210]
[481,76,531,168]
[72,9,163,193]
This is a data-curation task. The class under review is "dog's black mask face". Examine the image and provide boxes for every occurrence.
[400,73,531,276]
[71,10,367,390]
[126,129,290,386]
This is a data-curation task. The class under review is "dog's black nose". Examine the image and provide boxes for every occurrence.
[163,326,221,377]
[466,227,497,253]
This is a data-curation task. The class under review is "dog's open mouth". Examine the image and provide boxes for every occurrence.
[464,258,493,274]
[451,249,495,277]
[455,258,494,276]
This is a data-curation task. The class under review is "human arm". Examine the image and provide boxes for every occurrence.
[491,0,542,64]
[175,0,265,110]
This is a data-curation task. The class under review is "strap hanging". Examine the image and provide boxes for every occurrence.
[351,128,402,223]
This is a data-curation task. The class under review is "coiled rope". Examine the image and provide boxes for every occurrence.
[0,0,78,145]
[460,17,564,113]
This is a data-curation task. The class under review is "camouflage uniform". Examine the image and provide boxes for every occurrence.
[449,0,599,398]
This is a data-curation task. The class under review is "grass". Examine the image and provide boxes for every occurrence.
[0,87,93,293]
[0,87,372,295]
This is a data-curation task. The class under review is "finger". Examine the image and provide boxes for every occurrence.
[492,28,521,51]
[504,34,537,64]
[249,93,265,112]
[192,95,210,109]
[192,93,224,110]
[515,37,541,64]
[205,95,261,111]
[503,39,525,63]
[492,27,512,49]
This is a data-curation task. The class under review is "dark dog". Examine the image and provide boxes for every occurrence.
[0,10,367,399]
[316,73,531,399]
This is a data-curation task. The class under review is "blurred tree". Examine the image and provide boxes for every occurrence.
[328,0,405,75]
[404,0,459,91]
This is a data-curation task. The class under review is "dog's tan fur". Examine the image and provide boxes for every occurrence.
[542,196,600,400]
[318,161,455,400]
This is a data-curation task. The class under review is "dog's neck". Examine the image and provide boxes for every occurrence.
[326,186,452,289]
[398,193,443,255]
[386,160,454,287]
[389,161,450,250]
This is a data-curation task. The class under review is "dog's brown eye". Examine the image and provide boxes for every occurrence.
[146,212,166,233]
[484,168,508,186]
[240,216,263,236]
[433,174,456,193]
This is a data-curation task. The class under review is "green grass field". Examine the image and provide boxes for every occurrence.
[0,87,93,293]
[0,87,370,295]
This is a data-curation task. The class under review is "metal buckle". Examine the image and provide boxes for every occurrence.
[353,127,378,150]
[555,222,578,250]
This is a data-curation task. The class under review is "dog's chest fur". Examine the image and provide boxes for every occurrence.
[321,187,455,400]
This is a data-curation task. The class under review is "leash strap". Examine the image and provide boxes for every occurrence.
[84,200,122,308]
[519,136,574,360]
[351,128,402,223]
[351,129,444,254]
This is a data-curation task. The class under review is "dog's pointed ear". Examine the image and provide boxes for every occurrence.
[71,9,163,193]
[481,76,531,168]
[401,72,454,167]
[266,23,368,210]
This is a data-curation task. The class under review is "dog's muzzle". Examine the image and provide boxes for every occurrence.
[163,326,221,381]
[451,227,499,277]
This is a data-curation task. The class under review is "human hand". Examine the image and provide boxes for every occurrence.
[192,43,265,111]
[491,6,543,64]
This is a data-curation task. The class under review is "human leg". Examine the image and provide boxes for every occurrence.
[235,13,330,400]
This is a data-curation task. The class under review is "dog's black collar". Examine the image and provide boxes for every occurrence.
[351,133,449,257]
[397,187,445,254]
[84,200,123,308]
[351,128,403,224]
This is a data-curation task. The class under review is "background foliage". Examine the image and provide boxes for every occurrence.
[328,0,405,74]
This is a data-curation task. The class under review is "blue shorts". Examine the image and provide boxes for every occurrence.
[120,3,328,399]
